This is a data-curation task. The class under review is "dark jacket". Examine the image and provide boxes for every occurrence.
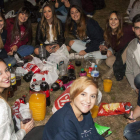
[72,18,104,53]
[0,29,8,59]
[36,19,64,47]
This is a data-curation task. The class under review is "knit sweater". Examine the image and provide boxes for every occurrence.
[110,23,135,52]
[4,18,29,53]
[0,98,26,140]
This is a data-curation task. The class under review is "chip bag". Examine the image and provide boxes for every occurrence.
[98,102,132,116]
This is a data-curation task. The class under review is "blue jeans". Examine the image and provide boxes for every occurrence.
[4,56,16,67]
[55,5,68,23]
[124,121,140,140]
[17,45,34,57]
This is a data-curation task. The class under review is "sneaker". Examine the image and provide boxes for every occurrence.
[87,15,93,18]
[69,53,83,60]
[14,53,24,63]
[102,68,113,80]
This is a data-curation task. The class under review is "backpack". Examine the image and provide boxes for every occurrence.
[113,46,127,81]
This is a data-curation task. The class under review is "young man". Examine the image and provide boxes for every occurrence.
[126,14,140,93]
[124,14,140,140]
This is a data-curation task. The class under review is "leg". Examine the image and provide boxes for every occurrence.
[23,125,45,140]
[70,40,86,53]
[124,121,140,140]
[121,47,128,64]
[105,55,116,68]
[4,56,16,67]
[17,45,34,57]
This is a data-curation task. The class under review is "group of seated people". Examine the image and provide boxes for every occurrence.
[0,0,140,139]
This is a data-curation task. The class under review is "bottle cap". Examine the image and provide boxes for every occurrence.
[34,85,40,91]
[42,77,45,81]
[60,87,64,90]
[8,63,11,66]
[50,88,53,92]
[33,78,36,82]
[81,68,84,71]
[95,65,97,68]
[40,44,43,46]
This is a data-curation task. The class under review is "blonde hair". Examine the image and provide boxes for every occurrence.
[70,76,98,101]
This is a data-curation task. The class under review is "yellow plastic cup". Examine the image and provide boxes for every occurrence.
[90,105,99,118]
[103,79,112,92]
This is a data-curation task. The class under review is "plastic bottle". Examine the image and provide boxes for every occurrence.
[51,76,69,91]
[8,64,17,91]
[23,63,43,82]
[29,85,46,121]
[40,78,50,106]
[67,63,76,81]
[60,80,74,90]
[91,65,99,83]
[30,78,38,91]
[79,68,87,77]
[39,44,46,61]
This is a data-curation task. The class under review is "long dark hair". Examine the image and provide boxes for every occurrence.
[0,12,6,49]
[65,5,87,40]
[104,11,123,48]
[11,7,32,43]
[40,3,61,42]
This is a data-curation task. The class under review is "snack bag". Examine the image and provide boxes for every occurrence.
[98,102,132,116]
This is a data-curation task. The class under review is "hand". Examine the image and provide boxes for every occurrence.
[127,111,136,124]
[135,88,139,94]
[55,0,59,8]
[11,45,18,53]
[99,45,108,52]
[7,51,13,55]
[21,119,34,134]
[107,50,113,57]
[78,50,87,56]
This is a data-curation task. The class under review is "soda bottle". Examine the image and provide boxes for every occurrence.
[40,78,50,106]
[50,76,69,91]
[91,65,99,84]
[30,78,38,91]
[8,64,17,91]
[67,63,76,81]
[23,63,43,82]
[79,68,87,77]
[60,80,74,90]
[39,44,46,61]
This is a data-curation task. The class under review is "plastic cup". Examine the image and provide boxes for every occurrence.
[19,108,32,124]
[90,105,99,118]
[15,73,22,86]
[103,78,112,92]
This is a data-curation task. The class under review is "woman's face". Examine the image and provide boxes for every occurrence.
[70,7,81,22]
[18,13,29,25]
[43,6,53,21]
[0,17,4,31]
[0,61,10,92]
[109,13,120,31]
[72,85,97,116]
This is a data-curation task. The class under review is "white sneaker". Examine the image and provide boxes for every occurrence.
[87,15,93,18]
[14,54,24,63]
[69,53,83,60]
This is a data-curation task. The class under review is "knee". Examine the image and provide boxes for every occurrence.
[34,48,39,55]
[123,124,134,140]
[105,56,116,68]
[69,40,75,47]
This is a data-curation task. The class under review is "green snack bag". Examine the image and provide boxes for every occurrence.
[94,122,112,138]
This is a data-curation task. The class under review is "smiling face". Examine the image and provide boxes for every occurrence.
[43,6,53,21]
[70,7,81,22]
[109,13,120,32]
[0,61,10,93]
[0,16,4,31]
[71,85,97,117]
[18,12,29,25]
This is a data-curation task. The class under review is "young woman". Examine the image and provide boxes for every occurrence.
[0,59,45,140]
[0,12,16,66]
[99,11,135,79]
[4,7,34,64]
[126,0,140,21]
[65,5,104,56]
[43,76,105,140]
[34,3,64,57]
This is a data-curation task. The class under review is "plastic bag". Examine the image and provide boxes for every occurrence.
[98,102,132,116]
[95,122,112,138]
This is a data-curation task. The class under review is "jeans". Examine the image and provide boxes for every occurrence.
[124,121,140,140]
[17,45,34,57]
[55,5,68,23]
[4,56,16,67]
